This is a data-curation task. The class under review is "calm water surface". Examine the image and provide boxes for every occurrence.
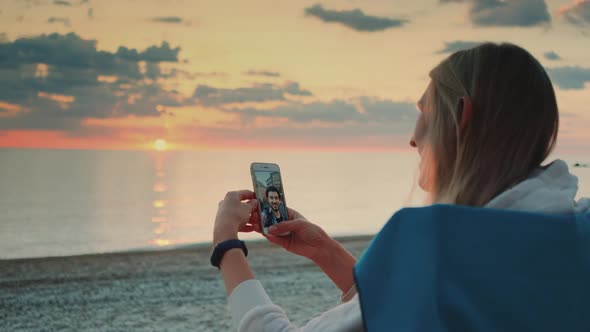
[1,149,588,259]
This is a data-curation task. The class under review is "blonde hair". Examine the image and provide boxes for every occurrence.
[425,43,559,206]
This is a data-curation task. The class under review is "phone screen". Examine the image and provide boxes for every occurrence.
[251,165,289,233]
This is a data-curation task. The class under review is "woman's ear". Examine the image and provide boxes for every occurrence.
[458,96,473,134]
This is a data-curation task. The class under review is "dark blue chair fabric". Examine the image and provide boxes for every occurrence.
[353,204,590,332]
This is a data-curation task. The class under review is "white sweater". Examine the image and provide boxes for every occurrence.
[227,159,590,332]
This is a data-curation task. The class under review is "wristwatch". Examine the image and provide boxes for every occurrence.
[210,239,248,269]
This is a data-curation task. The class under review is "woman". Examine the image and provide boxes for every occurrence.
[212,43,590,331]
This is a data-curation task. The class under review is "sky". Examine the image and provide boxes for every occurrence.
[0,0,589,153]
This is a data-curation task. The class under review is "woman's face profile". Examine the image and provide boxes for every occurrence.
[410,82,433,191]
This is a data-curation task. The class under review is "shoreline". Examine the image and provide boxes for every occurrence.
[0,234,375,263]
[1,234,373,331]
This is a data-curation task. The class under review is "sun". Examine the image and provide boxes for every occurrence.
[153,139,168,151]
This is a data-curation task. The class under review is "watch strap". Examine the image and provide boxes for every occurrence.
[210,239,248,269]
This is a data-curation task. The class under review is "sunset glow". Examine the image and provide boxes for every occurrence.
[154,139,168,152]
[0,0,588,153]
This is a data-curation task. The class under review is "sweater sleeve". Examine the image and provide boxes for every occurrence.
[228,279,364,332]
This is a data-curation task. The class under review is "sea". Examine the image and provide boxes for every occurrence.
[1,148,588,259]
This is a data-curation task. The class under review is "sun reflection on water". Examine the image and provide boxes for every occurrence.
[153,200,167,209]
[152,181,168,193]
[152,239,171,247]
[151,216,167,223]
[149,151,173,248]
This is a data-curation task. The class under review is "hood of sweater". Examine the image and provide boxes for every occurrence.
[485,159,590,214]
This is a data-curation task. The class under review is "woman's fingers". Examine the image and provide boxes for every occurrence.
[266,234,289,248]
[225,190,256,202]
[239,223,261,233]
[249,210,260,224]
[244,199,258,214]
[239,222,262,234]
[249,221,261,233]
[268,218,308,235]
[287,208,306,221]
[239,224,255,233]
[252,222,261,233]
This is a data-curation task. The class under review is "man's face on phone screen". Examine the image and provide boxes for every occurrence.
[268,191,280,211]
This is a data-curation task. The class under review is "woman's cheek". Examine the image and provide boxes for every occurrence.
[418,149,435,192]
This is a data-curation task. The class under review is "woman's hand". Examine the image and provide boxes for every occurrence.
[264,209,358,295]
[266,216,331,263]
[238,204,358,295]
[213,190,258,244]
[240,207,330,262]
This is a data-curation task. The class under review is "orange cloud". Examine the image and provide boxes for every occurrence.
[98,75,118,83]
[37,91,75,109]
[557,0,587,15]
[556,0,590,25]
[0,130,137,150]
[0,101,27,117]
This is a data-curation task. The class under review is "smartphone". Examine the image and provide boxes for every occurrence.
[250,162,290,235]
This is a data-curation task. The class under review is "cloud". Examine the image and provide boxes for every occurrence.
[199,97,419,149]
[116,42,180,62]
[151,16,184,24]
[225,97,416,126]
[546,66,590,89]
[54,0,72,6]
[0,33,187,131]
[245,70,281,77]
[1,33,97,68]
[436,40,482,53]
[0,72,184,130]
[304,4,409,32]
[0,33,175,78]
[47,17,71,27]
[284,82,313,96]
[441,0,551,27]
[191,123,407,150]
[193,71,227,78]
[141,43,181,62]
[193,82,313,106]
[544,51,562,61]
[228,100,358,123]
[359,97,417,123]
[557,0,590,26]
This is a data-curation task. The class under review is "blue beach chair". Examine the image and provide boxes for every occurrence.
[354,205,590,331]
